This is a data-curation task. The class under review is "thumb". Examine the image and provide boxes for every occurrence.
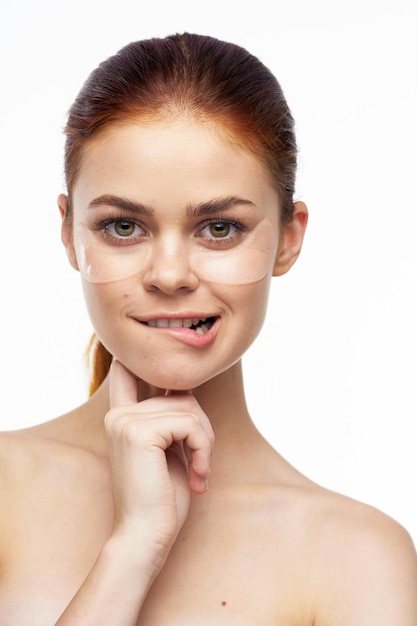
[109,360,139,408]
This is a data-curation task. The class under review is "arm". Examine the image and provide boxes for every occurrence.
[54,532,163,625]
[55,360,214,625]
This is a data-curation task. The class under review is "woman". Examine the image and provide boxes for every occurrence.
[0,33,416,625]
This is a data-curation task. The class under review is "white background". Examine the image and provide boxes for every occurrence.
[1,0,416,543]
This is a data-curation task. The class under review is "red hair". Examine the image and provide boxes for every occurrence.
[63,33,298,394]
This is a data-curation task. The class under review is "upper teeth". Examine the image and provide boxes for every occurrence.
[147,317,206,328]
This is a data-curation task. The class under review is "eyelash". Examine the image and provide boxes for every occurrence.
[92,214,147,245]
[91,214,247,247]
[196,217,247,248]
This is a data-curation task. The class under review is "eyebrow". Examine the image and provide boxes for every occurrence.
[87,194,255,217]
[186,196,256,217]
[88,195,154,216]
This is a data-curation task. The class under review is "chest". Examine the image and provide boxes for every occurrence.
[137,505,314,625]
[0,475,313,625]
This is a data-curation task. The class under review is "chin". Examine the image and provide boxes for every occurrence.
[119,356,231,392]
[140,371,214,392]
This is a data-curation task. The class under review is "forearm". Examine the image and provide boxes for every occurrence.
[55,533,163,625]
[55,363,213,625]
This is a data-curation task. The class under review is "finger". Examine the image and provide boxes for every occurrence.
[184,442,211,494]
[109,359,139,408]
[161,394,214,448]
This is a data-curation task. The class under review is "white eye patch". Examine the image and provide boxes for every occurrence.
[74,217,276,285]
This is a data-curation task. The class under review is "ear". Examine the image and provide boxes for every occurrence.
[273,201,308,276]
[58,193,79,271]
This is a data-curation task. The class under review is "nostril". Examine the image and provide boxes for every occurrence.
[143,262,200,293]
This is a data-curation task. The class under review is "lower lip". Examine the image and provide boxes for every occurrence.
[143,318,219,348]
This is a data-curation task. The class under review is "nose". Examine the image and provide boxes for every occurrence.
[142,236,199,294]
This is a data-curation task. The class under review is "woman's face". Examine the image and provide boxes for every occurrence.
[61,117,304,390]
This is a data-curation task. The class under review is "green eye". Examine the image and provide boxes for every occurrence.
[114,220,135,237]
[209,222,231,238]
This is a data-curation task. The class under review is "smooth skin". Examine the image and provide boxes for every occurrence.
[0,118,416,625]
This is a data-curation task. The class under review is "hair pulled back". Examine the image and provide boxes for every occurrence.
[63,33,298,394]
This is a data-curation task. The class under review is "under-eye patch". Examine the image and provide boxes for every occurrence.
[74,218,276,285]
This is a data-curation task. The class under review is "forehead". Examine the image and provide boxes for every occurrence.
[73,117,279,216]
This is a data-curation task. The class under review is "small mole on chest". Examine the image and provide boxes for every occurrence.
[221,601,227,606]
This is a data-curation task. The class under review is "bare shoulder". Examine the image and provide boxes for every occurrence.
[0,394,107,473]
[0,429,53,554]
[0,419,108,531]
[0,428,45,483]
[0,417,106,488]
[298,480,416,549]
[211,451,417,624]
[288,483,417,625]
[0,422,84,478]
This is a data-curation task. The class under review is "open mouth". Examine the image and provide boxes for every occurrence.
[145,316,217,335]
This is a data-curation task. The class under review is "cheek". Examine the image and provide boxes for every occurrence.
[81,280,131,338]
[227,273,271,311]
[216,274,272,336]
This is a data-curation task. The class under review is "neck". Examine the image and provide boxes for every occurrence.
[88,360,260,448]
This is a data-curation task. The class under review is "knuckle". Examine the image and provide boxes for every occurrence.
[105,411,143,443]
[179,394,199,412]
